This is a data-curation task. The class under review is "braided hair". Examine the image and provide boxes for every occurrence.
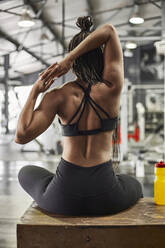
[68,16,104,86]
[68,16,120,169]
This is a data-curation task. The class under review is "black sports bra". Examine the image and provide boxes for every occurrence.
[58,82,118,136]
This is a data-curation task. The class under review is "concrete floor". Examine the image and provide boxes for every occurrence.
[0,141,154,248]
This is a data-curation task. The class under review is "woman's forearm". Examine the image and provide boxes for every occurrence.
[16,85,39,136]
[67,24,114,61]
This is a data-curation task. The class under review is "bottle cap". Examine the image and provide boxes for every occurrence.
[155,161,165,168]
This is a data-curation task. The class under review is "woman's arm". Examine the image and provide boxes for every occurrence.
[15,67,62,144]
[41,23,123,92]
[68,24,113,61]
[41,24,113,79]
[69,23,124,93]
[15,85,40,139]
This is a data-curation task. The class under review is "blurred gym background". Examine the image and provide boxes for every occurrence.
[0,0,164,247]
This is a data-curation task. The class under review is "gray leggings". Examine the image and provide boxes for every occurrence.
[18,157,143,216]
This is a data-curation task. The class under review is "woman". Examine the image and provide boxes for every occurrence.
[15,16,143,216]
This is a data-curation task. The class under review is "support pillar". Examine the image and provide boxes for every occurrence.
[162,0,165,160]
[4,54,9,134]
[62,0,65,84]
[120,80,128,160]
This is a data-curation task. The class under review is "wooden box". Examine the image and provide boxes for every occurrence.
[17,197,165,248]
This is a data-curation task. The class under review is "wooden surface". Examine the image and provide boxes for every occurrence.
[17,197,165,248]
[18,197,165,226]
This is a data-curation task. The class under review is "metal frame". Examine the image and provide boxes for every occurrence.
[149,0,161,9]
[0,28,49,67]
[4,54,9,134]
[28,0,67,51]
[0,0,162,83]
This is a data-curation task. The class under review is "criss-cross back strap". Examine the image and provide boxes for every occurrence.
[76,97,88,124]
[75,82,104,122]
[76,82,91,94]
[76,82,110,119]
[67,82,101,126]
[67,81,113,126]
[75,96,105,126]
[87,98,103,121]
[87,96,110,118]
[67,95,86,125]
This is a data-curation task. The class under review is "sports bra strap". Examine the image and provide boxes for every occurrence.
[76,82,103,121]
[76,82,91,94]
[87,83,91,92]
[76,98,87,124]
[76,97,103,125]
[88,96,110,118]
[87,98,103,121]
[67,81,113,126]
[76,81,110,119]
[67,95,86,125]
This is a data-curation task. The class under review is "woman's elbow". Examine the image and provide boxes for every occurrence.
[14,136,26,144]
[14,131,28,144]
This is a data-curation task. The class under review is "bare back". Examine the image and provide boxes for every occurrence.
[57,80,121,166]
[57,25,123,167]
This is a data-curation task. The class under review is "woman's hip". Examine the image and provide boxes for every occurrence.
[53,157,119,197]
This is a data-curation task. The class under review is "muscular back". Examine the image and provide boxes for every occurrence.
[57,79,121,167]
[57,25,124,166]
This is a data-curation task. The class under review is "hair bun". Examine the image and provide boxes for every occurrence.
[76,16,93,32]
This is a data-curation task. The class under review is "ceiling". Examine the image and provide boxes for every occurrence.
[0,0,162,83]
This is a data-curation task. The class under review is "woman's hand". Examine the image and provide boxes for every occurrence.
[34,64,58,94]
[39,56,73,82]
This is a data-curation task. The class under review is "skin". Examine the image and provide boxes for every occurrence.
[15,23,124,167]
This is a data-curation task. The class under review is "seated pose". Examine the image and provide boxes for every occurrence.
[15,16,143,216]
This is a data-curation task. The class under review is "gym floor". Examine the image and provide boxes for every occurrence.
[0,141,154,248]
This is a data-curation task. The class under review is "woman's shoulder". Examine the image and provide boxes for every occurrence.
[51,80,77,92]
[61,80,78,89]
[49,80,117,97]
[58,80,81,97]
[46,80,76,95]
